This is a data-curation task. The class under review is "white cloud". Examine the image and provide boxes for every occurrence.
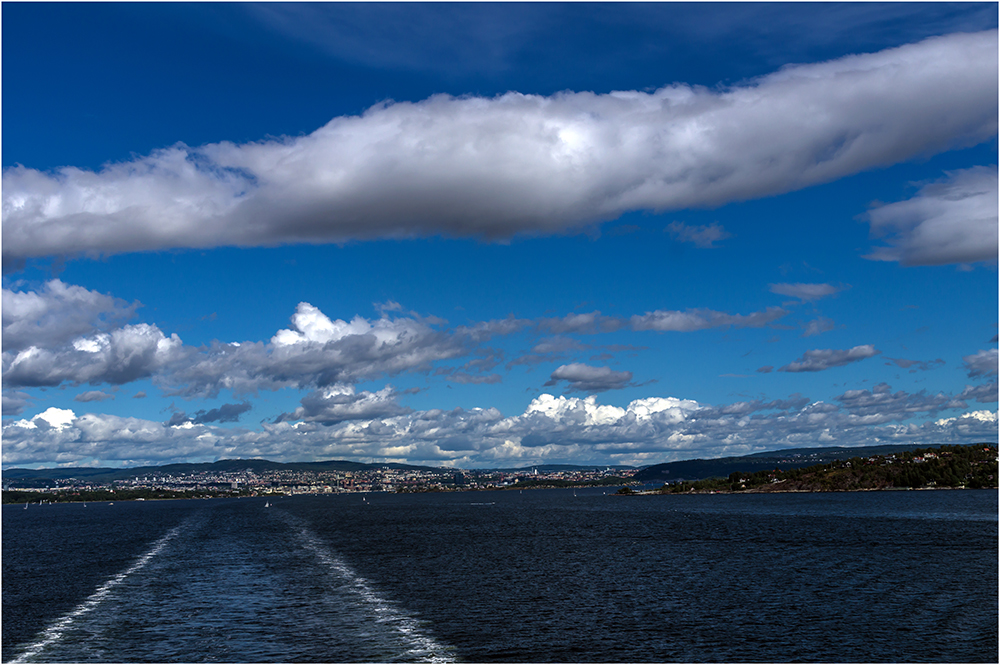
[4,30,996,262]
[539,311,623,335]
[884,357,943,372]
[2,279,138,351]
[2,324,184,387]
[865,166,999,266]
[164,303,474,397]
[545,363,634,393]
[665,221,731,248]
[835,382,964,420]
[630,307,787,332]
[963,348,998,378]
[74,390,115,403]
[779,344,880,372]
[277,385,410,425]
[769,283,846,301]
[802,317,837,337]
[9,406,77,431]
[935,410,998,426]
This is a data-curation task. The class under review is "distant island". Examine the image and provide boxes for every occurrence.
[617,444,998,495]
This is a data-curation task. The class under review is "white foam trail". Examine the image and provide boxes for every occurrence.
[11,525,183,663]
[287,520,455,663]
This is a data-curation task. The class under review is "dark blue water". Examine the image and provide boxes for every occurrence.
[3,489,997,662]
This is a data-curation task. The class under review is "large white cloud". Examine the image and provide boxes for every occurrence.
[3,30,996,262]
[865,166,999,266]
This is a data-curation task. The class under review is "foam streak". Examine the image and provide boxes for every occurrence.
[11,525,182,663]
[285,517,454,663]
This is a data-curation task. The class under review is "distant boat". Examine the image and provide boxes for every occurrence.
[264,501,270,508]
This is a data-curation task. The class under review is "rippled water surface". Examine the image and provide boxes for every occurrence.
[3,489,997,662]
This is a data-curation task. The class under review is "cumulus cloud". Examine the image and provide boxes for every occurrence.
[3,323,185,387]
[545,363,634,393]
[2,279,138,351]
[865,166,999,266]
[778,344,880,372]
[4,385,994,468]
[665,221,731,248]
[963,349,998,378]
[3,30,996,263]
[770,283,847,301]
[163,303,482,398]
[277,385,410,425]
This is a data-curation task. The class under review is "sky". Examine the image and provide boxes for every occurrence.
[2,3,998,470]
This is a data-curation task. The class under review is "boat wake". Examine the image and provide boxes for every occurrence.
[279,513,455,663]
[11,523,185,663]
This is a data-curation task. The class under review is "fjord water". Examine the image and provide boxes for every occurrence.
[3,489,996,663]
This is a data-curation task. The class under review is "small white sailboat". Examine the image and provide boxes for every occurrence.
[264,501,270,508]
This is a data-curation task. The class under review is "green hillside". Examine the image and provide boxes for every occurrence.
[654,444,997,493]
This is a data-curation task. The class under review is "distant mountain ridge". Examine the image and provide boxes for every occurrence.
[1,458,441,485]
[5,443,989,486]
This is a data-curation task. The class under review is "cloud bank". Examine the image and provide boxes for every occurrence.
[3,30,996,263]
[3,386,994,468]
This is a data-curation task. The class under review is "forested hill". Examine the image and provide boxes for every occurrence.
[632,443,992,483]
[651,444,998,493]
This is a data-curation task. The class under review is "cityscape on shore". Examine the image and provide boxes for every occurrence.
[3,464,638,501]
[3,442,996,504]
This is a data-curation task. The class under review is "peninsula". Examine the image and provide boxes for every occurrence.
[620,444,998,494]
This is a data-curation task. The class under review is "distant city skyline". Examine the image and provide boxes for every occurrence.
[2,3,997,469]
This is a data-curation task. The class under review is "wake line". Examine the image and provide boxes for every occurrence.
[283,517,455,663]
[11,524,183,663]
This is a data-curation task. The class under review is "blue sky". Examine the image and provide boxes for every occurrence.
[3,3,997,469]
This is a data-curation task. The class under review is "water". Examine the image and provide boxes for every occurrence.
[3,489,997,662]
